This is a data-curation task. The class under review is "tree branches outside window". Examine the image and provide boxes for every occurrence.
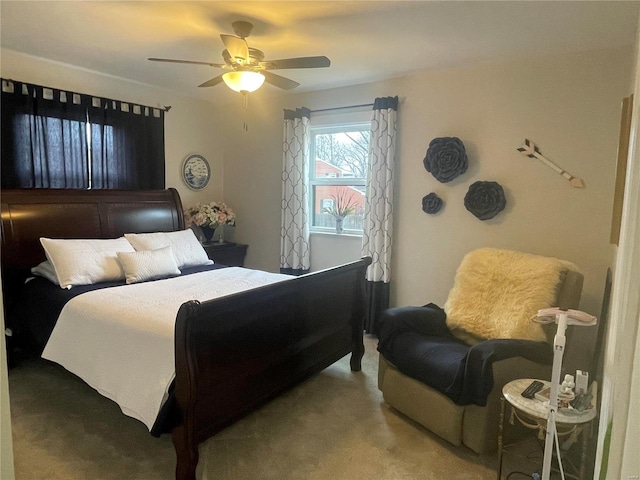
[315,131,369,179]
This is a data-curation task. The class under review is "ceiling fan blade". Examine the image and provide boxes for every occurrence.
[220,34,249,63]
[262,71,299,90]
[198,75,225,88]
[148,57,225,68]
[262,56,330,70]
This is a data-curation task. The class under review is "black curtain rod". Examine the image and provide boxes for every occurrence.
[310,102,374,114]
[1,78,171,114]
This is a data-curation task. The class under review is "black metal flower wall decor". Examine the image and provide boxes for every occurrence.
[422,193,443,214]
[423,137,468,183]
[464,181,506,220]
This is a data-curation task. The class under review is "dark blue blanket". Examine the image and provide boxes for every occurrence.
[377,304,552,406]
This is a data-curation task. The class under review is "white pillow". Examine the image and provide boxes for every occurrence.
[40,237,135,289]
[116,246,181,284]
[124,230,213,269]
[31,260,60,285]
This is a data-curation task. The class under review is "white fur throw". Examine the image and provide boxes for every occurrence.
[444,248,579,344]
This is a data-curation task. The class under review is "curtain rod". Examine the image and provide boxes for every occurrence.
[1,78,171,113]
[310,102,374,114]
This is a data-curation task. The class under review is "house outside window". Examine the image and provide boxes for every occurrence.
[309,123,370,234]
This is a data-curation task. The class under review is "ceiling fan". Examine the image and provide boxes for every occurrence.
[148,20,331,93]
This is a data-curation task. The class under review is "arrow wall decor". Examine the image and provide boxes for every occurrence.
[517,139,585,188]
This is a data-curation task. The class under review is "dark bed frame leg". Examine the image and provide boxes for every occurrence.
[350,270,368,372]
[350,342,364,371]
[350,317,365,372]
[172,424,198,480]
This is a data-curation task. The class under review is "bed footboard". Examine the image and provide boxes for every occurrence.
[171,257,371,480]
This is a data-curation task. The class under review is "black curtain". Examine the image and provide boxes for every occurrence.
[1,82,89,188]
[364,280,390,334]
[1,79,164,190]
[89,100,165,189]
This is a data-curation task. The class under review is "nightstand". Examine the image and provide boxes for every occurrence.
[202,242,248,267]
[497,378,596,480]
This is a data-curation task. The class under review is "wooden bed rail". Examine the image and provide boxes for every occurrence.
[172,256,372,480]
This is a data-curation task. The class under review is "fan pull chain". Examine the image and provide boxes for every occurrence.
[242,92,249,132]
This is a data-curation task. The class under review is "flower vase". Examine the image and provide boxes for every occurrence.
[200,225,216,244]
[335,216,345,234]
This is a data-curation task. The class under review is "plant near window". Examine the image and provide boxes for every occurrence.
[324,189,358,217]
[324,189,358,234]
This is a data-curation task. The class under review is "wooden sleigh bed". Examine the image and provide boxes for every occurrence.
[1,188,371,480]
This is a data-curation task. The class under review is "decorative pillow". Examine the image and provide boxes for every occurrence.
[116,246,181,284]
[124,229,213,269]
[31,260,60,285]
[40,237,135,289]
[444,248,579,344]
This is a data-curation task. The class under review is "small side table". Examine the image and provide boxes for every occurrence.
[202,242,248,267]
[497,378,596,480]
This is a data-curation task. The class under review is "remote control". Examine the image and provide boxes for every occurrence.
[521,380,544,399]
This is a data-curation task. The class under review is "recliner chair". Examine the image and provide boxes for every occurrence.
[377,248,583,454]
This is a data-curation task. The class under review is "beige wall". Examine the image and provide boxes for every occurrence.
[223,47,634,323]
[0,49,225,210]
[2,45,631,329]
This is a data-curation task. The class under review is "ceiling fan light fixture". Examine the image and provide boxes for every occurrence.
[222,71,265,93]
[150,21,329,92]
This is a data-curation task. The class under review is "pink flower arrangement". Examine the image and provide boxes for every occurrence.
[184,202,236,229]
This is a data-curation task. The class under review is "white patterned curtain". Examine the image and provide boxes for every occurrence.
[280,107,311,275]
[361,96,398,333]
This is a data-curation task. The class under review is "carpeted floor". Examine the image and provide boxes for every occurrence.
[9,336,501,480]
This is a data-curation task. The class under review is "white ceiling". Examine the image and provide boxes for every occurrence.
[1,1,638,103]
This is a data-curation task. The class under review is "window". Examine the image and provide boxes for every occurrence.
[309,123,370,234]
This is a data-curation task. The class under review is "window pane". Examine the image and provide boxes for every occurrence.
[313,130,369,180]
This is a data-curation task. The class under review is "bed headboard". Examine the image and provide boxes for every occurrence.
[1,188,184,308]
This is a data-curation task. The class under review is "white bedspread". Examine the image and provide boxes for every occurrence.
[42,267,291,430]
